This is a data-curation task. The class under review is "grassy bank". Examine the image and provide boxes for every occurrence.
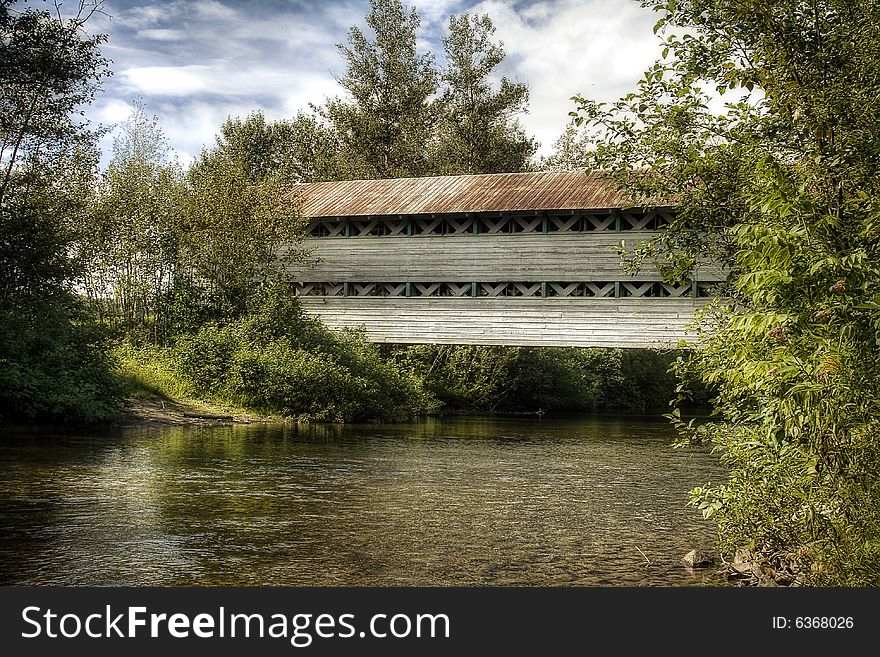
[113,290,437,424]
[113,343,280,426]
[111,304,697,426]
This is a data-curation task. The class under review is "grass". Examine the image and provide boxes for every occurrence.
[113,341,286,424]
[113,342,194,401]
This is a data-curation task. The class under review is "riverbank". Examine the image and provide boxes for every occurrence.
[120,394,286,428]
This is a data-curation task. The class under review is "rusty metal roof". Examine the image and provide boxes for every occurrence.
[291,170,634,218]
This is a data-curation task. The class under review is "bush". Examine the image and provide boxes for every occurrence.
[391,344,687,413]
[0,294,122,424]
[170,287,436,422]
[688,415,880,585]
[391,345,520,410]
[505,348,604,411]
[173,324,241,395]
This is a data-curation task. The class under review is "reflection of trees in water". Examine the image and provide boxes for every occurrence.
[0,428,153,584]
[147,423,382,585]
[0,418,723,585]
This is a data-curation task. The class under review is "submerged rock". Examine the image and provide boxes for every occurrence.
[682,549,715,568]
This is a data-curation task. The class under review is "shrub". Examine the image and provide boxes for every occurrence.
[170,287,436,422]
[391,344,686,413]
[0,294,121,424]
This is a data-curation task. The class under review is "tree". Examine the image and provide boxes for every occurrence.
[274,111,350,183]
[573,0,880,584]
[323,0,438,178]
[1,0,109,301]
[0,0,107,208]
[0,0,120,422]
[82,109,315,343]
[431,13,536,174]
[80,100,184,342]
[540,120,593,171]
[209,110,350,184]
[176,116,307,327]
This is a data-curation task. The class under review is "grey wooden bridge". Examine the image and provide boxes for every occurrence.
[287,171,720,348]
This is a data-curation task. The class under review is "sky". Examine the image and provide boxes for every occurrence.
[80,0,664,167]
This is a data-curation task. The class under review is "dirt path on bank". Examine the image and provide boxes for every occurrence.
[120,396,285,428]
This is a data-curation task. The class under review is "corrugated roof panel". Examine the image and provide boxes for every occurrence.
[289,170,639,218]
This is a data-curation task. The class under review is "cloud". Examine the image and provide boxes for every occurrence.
[158,99,249,164]
[89,0,358,165]
[120,65,213,96]
[109,2,176,29]
[191,0,238,21]
[280,75,346,116]
[94,98,137,124]
[86,0,662,166]
[471,0,662,154]
[415,0,468,28]
[135,28,186,41]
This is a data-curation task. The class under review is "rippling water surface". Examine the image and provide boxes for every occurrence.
[0,415,725,586]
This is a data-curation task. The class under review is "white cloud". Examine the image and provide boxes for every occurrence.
[109,0,235,29]
[280,75,346,116]
[118,63,343,109]
[472,0,661,154]
[93,98,136,124]
[415,0,468,27]
[120,65,213,96]
[159,100,239,164]
[111,2,176,29]
[136,28,186,41]
[191,0,238,21]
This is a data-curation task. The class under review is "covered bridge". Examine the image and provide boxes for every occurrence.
[287,171,719,348]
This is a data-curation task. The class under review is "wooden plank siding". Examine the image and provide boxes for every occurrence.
[289,233,670,283]
[296,297,708,348]
[286,172,717,348]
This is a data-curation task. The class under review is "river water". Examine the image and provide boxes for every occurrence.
[0,415,725,586]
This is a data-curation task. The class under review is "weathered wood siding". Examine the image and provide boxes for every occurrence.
[296,297,707,348]
[290,233,666,282]
[287,173,718,348]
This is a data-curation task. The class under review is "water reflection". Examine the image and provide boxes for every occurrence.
[0,416,725,586]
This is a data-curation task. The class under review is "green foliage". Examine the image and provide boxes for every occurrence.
[431,13,536,174]
[0,1,121,424]
[324,0,439,178]
[83,108,311,344]
[677,164,880,583]
[392,345,520,410]
[391,345,681,413]
[113,341,191,401]
[574,0,880,584]
[199,111,350,185]
[278,112,353,183]
[171,287,437,422]
[505,348,599,411]
[599,348,683,413]
[0,293,121,423]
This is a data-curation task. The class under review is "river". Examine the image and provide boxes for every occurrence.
[0,415,725,586]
